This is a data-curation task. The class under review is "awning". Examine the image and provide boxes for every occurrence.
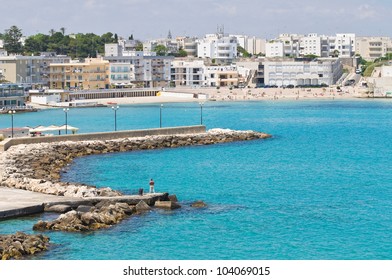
[29,125,79,133]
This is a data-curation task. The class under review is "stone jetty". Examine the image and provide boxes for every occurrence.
[0,128,270,258]
[0,128,271,198]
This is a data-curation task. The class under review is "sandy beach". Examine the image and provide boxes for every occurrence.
[28,86,367,109]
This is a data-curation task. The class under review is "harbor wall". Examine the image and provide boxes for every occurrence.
[0,125,206,152]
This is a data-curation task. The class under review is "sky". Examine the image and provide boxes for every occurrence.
[1,0,392,40]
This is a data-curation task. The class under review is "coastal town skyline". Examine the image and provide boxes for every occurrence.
[2,0,392,39]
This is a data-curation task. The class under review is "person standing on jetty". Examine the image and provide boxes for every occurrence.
[149,179,155,193]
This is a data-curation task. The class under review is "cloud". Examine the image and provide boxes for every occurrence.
[357,4,376,19]
[84,0,106,9]
[213,3,238,16]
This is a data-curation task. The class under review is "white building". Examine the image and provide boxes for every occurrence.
[264,58,343,87]
[105,43,155,57]
[247,37,266,55]
[204,65,239,87]
[197,33,238,63]
[231,35,266,55]
[266,41,284,57]
[105,55,173,88]
[330,33,356,58]
[299,33,332,57]
[170,59,204,86]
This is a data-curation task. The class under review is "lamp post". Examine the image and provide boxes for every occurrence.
[8,110,16,138]
[63,108,69,134]
[160,104,163,128]
[112,105,119,131]
[199,102,204,125]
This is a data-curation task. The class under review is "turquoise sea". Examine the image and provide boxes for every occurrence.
[1,99,392,260]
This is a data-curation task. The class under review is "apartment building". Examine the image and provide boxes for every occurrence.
[264,58,343,87]
[0,83,25,108]
[204,65,239,87]
[170,59,204,86]
[356,37,392,61]
[266,41,284,57]
[0,54,71,86]
[299,33,330,57]
[330,33,356,58]
[105,55,173,88]
[176,37,198,57]
[49,57,109,90]
[266,34,301,58]
[231,35,266,55]
[197,33,238,64]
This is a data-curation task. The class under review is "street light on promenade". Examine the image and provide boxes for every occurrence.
[8,110,16,138]
[160,104,163,128]
[199,102,204,125]
[63,108,69,134]
[112,105,119,131]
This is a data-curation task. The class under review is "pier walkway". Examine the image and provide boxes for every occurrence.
[0,187,165,220]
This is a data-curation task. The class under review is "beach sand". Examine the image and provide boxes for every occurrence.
[28,86,367,108]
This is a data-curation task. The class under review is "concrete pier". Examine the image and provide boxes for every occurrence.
[0,187,166,220]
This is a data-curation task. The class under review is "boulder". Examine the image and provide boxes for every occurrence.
[168,194,178,202]
[135,200,151,212]
[45,204,72,213]
[76,205,93,213]
[154,200,181,210]
[190,200,207,208]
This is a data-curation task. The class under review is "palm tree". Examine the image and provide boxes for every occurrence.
[49,29,56,36]
[60,27,66,35]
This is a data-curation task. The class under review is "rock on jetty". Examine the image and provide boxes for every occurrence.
[0,232,50,260]
[0,128,271,198]
[33,201,137,232]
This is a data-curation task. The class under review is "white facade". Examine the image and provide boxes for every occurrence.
[300,34,322,57]
[170,59,204,86]
[197,33,237,62]
[204,65,239,87]
[266,41,284,57]
[330,33,356,58]
[105,56,173,88]
[264,58,343,87]
[247,37,266,55]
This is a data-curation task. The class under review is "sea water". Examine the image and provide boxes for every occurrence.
[1,100,392,260]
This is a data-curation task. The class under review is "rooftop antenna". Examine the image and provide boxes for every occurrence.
[217,24,225,37]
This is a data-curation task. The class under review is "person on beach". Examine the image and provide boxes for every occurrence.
[149,179,155,193]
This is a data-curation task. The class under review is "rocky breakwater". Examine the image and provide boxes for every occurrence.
[33,201,139,232]
[0,128,271,198]
[0,232,50,260]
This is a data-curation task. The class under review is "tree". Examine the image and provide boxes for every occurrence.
[154,44,168,56]
[177,48,188,57]
[135,41,143,51]
[237,45,251,58]
[304,54,319,59]
[60,27,66,35]
[3,25,23,54]
[49,29,56,36]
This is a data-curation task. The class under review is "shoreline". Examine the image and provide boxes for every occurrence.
[27,86,376,109]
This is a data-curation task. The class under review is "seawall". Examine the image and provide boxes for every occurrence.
[0,125,206,152]
[0,127,271,199]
